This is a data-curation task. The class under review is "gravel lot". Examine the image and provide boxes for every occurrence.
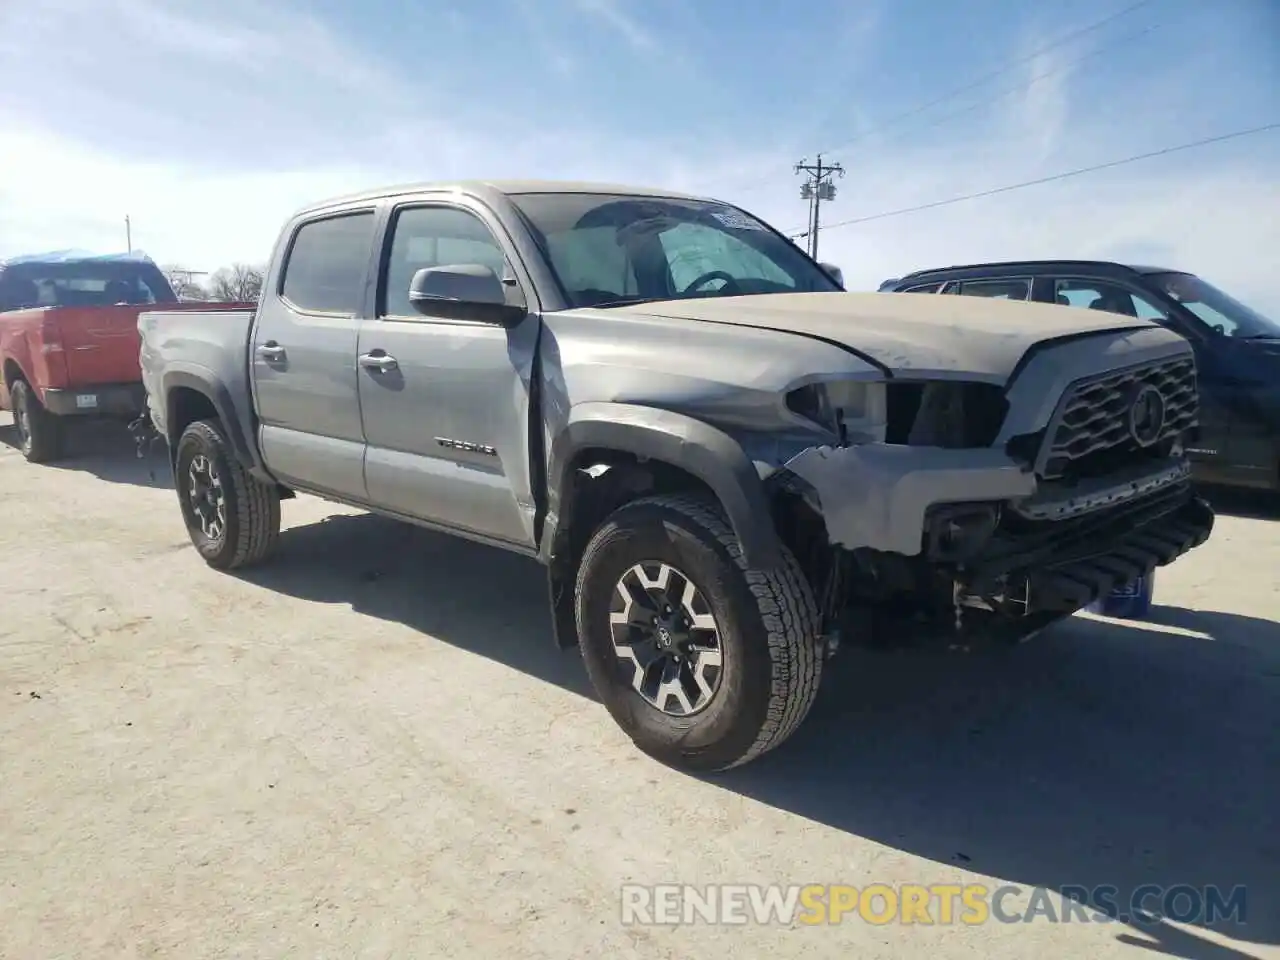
[2,413,1277,960]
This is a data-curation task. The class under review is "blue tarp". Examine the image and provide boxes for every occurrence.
[1,249,157,267]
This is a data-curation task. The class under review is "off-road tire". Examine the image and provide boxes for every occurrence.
[575,492,824,772]
[175,418,280,570]
[10,379,65,463]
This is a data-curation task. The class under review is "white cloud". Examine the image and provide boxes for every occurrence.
[571,0,656,51]
[1,0,1276,317]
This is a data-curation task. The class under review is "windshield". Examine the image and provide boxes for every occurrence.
[508,192,841,309]
[1148,272,1280,340]
[0,260,176,311]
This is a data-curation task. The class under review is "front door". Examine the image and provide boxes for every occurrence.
[356,201,540,551]
[250,208,376,500]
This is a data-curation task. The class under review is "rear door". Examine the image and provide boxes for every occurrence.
[250,207,376,500]
[356,198,540,551]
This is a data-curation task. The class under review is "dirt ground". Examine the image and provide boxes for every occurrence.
[2,414,1277,960]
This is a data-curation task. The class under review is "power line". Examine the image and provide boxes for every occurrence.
[705,0,1164,197]
[789,122,1280,239]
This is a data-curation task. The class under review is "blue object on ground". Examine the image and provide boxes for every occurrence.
[1087,571,1156,619]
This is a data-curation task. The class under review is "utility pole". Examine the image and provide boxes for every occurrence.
[794,154,844,259]
[125,215,132,252]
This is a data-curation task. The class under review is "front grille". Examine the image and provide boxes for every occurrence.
[1039,355,1198,480]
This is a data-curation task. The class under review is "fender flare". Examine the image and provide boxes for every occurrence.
[542,401,783,570]
[161,367,265,476]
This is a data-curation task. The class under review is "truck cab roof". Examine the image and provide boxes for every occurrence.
[298,179,713,219]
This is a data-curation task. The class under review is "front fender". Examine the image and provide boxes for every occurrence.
[543,401,783,570]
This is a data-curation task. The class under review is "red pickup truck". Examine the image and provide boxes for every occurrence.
[0,251,248,463]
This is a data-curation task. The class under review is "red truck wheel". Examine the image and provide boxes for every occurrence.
[9,380,65,463]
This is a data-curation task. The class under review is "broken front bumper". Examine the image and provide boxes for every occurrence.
[781,442,1215,617]
[965,488,1214,615]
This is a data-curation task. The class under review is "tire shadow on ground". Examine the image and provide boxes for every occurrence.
[238,510,1277,960]
[0,414,170,488]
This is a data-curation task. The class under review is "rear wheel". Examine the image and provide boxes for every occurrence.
[175,418,280,569]
[575,493,824,772]
[10,379,65,463]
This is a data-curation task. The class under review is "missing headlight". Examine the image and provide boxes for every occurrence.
[885,381,1009,448]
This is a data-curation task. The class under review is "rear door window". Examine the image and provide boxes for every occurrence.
[1052,279,1168,321]
[280,211,377,315]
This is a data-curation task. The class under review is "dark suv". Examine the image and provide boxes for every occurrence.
[882,260,1280,493]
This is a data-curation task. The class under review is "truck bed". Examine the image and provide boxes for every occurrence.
[138,307,257,442]
[1,301,253,414]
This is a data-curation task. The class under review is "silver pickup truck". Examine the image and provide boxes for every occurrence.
[138,179,1214,771]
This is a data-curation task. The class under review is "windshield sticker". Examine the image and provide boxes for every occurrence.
[710,207,766,231]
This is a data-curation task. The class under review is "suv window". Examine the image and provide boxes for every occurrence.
[382,206,507,318]
[902,282,942,293]
[1053,279,1167,321]
[953,279,1031,300]
[280,211,376,315]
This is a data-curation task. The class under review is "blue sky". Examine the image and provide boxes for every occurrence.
[1,0,1277,308]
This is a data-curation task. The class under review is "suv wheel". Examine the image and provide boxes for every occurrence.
[575,493,823,772]
[10,379,65,463]
[175,418,281,569]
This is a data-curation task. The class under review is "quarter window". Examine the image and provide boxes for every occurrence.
[280,211,376,315]
[382,206,508,318]
[955,279,1031,300]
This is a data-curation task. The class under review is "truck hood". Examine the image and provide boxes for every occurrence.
[612,291,1161,383]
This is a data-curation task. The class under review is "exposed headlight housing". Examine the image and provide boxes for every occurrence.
[787,379,1008,448]
[785,380,888,444]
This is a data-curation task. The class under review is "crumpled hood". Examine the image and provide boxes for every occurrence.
[613,291,1166,383]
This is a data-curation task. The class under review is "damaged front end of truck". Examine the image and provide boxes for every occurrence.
[761,360,1216,650]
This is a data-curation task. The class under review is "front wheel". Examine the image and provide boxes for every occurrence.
[575,493,824,772]
[174,418,281,569]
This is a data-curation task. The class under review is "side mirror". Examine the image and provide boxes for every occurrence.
[408,264,525,326]
[819,262,844,289]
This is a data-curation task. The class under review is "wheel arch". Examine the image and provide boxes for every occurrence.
[543,402,782,570]
[539,402,785,649]
[161,369,263,477]
[2,356,28,396]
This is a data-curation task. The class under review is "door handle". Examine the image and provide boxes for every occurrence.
[256,341,287,362]
[358,351,399,373]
